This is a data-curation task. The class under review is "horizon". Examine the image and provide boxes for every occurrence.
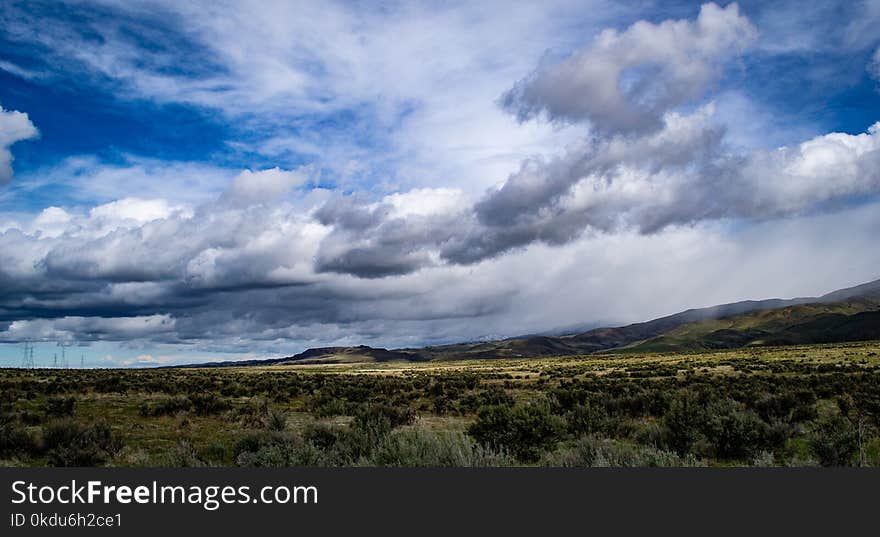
[2,1,880,367]
[5,270,878,370]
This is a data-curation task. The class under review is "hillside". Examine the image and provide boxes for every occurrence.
[183,345,422,367]
[616,279,880,353]
[407,278,880,360]
[620,297,880,353]
[274,346,424,365]
[175,277,880,367]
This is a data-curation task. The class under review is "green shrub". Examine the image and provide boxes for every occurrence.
[234,432,324,467]
[703,398,769,460]
[468,401,565,462]
[45,396,76,417]
[809,413,859,466]
[662,392,707,455]
[265,409,288,431]
[566,402,609,436]
[369,429,513,467]
[163,441,207,467]
[42,420,123,466]
[188,393,230,416]
[542,435,704,467]
[138,395,192,417]
[0,423,38,458]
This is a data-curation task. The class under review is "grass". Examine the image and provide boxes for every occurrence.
[1,341,879,467]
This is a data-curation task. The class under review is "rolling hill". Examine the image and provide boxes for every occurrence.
[188,345,423,367]
[619,296,880,353]
[174,277,880,367]
[406,277,880,359]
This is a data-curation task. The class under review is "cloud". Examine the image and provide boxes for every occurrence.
[4,196,880,357]
[0,106,39,184]
[500,3,757,135]
[0,315,176,343]
[0,0,617,200]
[473,111,880,236]
[319,110,880,269]
[88,198,189,225]
[219,167,311,207]
[1,1,880,365]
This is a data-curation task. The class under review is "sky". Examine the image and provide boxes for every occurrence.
[1,0,879,367]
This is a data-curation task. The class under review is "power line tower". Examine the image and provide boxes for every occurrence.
[53,353,59,368]
[56,341,71,369]
[21,342,35,369]
[80,354,85,369]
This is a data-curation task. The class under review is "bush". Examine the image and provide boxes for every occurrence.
[189,393,230,416]
[45,396,76,417]
[265,409,288,431]
[229,397,270,427]
[163,441,207,467]
[468,401,565,462]
[542,435,705,467]
[0,423,38,458]
[311,395,349,418]
[809,413,859,466]
[566,402,609,436]
[235,432,324,467]
[350,403,417,450]
[139,395,192,417]
[368,429,513,467]
[42,420,123,466]
[703,398,768,460]
[662,392,707,455]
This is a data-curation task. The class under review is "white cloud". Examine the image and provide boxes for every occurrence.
[501,3,757,134]
[31,207,74,238]
[384,188,466,218]
[119,354,176,367]
[220,167,311,207]
[89,198,189,224]
[0,106,39,184]
[1,315,176,343]
[14,155,237,205]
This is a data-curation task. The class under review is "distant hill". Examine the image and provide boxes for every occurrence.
[273,346,423,365]
[620,297,880,353]
[179,345,422,368]
[172,277,880,367]
[404,278,880,360]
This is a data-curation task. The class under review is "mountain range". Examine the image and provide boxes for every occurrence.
[179,277,880,367]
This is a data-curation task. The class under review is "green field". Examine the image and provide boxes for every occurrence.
[2,341,880,467]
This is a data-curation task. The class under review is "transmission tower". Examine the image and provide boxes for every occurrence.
[21,342,35,369]
[56,341,72,369]
[53,353,58,368]
[80,354,85,369]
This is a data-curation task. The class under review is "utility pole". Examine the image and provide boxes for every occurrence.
[21,342,35,369]
[56,341,72,369]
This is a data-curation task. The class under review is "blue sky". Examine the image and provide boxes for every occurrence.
[1,1,880,367]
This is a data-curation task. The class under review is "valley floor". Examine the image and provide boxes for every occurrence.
[2,341,880,467]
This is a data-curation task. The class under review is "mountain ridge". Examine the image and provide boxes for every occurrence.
[172,277,880,367]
